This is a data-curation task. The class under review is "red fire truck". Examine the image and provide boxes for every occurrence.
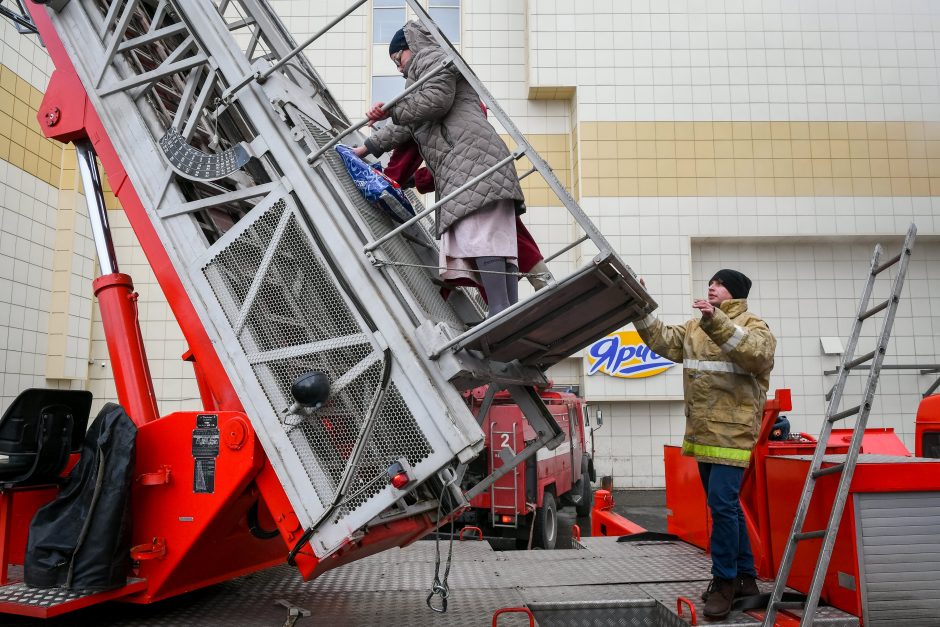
[459,386,595,550]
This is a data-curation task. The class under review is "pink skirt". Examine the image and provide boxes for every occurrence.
[439,199,518,281]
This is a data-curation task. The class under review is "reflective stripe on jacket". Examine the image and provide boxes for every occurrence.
[634,299,776,467]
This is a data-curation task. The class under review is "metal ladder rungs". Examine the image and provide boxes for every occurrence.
[828,404,861,422]
[873,252,902,275]
[401,231,434,250]
[844,350,876,371]
[858,298,891,321]
[518,165,538,180]
[763,224,916,627]
[811,463,845,479]
[794,530,827,541]
[774,601,806,610]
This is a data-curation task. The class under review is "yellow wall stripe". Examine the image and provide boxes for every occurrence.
[580,121,940,197]
[0,65,62,187]
[502,133,572,207]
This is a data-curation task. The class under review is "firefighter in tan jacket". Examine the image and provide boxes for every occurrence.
[634,269,775,621]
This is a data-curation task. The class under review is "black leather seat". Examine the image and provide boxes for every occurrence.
[0,389,92,487]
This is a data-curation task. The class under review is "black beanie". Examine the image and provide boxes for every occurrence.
[388,28,408,55]
[710,269,752,300]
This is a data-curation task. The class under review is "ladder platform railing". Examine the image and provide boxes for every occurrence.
[362,150,523,255]
[306,57,456,164]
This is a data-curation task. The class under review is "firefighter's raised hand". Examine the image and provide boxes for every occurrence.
[365,103,389,127]
[693,299,715,319]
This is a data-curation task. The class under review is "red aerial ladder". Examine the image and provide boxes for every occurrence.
[0,0,653,619]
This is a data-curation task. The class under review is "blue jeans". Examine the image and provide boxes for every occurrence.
[698,462,756,580]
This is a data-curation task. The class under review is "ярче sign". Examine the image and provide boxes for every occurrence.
[586,330,675,379]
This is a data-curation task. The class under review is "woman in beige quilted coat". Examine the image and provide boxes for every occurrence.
[354,22,526,317]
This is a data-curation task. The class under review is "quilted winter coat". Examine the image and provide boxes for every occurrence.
[364,21,525,236]
[634,299,776,467]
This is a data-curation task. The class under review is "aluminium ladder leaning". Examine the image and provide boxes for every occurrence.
[763,223,917,626]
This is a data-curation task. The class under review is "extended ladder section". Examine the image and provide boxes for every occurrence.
[32,0,652,562]
[763,224,917,626]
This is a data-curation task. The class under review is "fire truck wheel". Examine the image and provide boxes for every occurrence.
[575,471,593,518]
[534,491,557,550]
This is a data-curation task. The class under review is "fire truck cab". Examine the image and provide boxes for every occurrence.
[460,386,595,550]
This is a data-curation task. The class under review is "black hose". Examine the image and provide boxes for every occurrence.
[247,501,280,540]
[287,526,316,566]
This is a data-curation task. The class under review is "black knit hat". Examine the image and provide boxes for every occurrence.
[388,28,408,55]
[710,269,752,300]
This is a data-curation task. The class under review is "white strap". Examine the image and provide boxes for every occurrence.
[633,314,655,330]
[684,358,751,376]
[721,325,747,352]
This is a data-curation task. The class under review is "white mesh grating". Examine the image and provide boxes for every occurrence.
[337,381,435,519]
[201,198,433,517]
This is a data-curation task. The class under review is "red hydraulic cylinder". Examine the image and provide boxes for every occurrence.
[93,273,159,426]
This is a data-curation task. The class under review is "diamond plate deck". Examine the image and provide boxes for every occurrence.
[19,538,860,626]
[639,580,858,627]
[355,538,499,564]
[532,603,659,627]
[581,537,705,558]
[0,577,147,619]
[521,584,650,605]
[639,581,765,626]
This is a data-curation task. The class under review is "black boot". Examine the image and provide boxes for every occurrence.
[701,576,718,602]
[736,574,759,598]
[702,577,735,620]
[703,574,760,603]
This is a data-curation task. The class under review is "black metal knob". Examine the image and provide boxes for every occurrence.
[291,371,330,408]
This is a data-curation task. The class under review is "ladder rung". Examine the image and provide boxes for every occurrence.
[401,231,433,250]
[858,298,890,321]
[812,463,845,478]
[828,405,861,422]
[794,530,826,541]
[873,252,901,275]
[774,601,806,610]
[844,350,876,371]
[518,165,538,181]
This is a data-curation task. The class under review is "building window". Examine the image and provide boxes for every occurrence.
[370,75,406,126]
[429,0,459,44]
[373,0,405,44]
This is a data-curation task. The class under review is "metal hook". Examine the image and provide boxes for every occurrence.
[426,581,449,613]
